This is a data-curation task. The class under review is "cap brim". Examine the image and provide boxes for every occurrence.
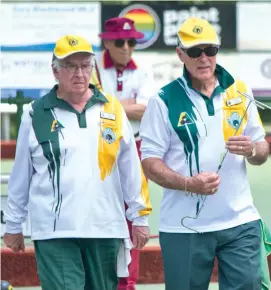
[54,50,94,60]
[180,40,220,49]
[99,31,144,40]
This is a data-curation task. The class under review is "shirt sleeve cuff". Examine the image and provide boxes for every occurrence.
[132,215,149,226]
[5,221,23,234]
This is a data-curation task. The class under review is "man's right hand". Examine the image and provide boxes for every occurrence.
[187,172,220,195]
[3,233,25,253]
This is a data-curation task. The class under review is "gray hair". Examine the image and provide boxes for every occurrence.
[52,58,61,72]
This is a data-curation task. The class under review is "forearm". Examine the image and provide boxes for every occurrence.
[142,157,186,190]
[120,103,146,120]
[247,140,269,165]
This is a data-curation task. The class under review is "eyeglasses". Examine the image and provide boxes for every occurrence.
[114,39,137,48]
[182,46,219,58]
[59,63,93,74]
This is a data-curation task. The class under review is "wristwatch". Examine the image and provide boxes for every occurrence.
[247,144,256,159]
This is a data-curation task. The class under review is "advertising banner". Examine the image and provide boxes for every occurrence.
[102,2,237,50]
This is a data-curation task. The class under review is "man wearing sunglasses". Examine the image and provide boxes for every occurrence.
[91,17,155,290]
[140,17,270,290]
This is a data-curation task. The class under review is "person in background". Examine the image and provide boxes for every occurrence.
[91,17,155,290]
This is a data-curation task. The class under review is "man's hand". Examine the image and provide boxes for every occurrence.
[3,233,25,253]
[226,136,254,157]
[132,226,150,250]
[120,98,145,120]
[187,172,220,195]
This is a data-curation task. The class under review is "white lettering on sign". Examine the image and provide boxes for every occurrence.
[163,7,221,46]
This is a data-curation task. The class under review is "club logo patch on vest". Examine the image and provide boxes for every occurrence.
[228,112,241,130]
[51,119,64,132]
[102,128,116,144]
[177,112,194,127]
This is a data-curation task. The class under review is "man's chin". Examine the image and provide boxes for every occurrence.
[197,71,214,82]
[118,58,131,67]
[71,87,87,94]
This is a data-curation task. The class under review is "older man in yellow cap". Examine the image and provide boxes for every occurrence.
[3,35,151,290]
[140,17,269,289]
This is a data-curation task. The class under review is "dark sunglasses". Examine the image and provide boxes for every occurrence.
[182,46,219,58]
[114,39,137,48]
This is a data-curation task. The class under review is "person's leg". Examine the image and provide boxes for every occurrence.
[217,220,261,290]
[159,232,216,290]
[34,238,85,290]
[81,238,121,290]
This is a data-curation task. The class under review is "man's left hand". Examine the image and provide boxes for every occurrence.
[132,226,150,250]
[226,136,254,157]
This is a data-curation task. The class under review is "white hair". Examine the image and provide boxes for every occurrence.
[52,58,61,72]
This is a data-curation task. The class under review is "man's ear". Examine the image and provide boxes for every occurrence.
[104,40,114,50]
[103,40,110,50]
[176,47,184,62]
[52,65,59,80]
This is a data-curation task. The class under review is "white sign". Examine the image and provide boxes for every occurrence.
[0,3,101,51]
[237,3,271,50]
[134,52,271,92]
[1,52,270,96]
[1,196,32,237]
[0,52,54,88]
[218,54,271,90]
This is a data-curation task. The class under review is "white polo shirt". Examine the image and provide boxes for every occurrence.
[140,64,265,233]
[5,85,152,240]
[92,50,154,137]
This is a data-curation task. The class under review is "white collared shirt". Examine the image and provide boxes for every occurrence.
[140,68,265,233]
[4,87,151,240]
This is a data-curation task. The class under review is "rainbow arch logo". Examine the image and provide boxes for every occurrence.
[119,4,161,50]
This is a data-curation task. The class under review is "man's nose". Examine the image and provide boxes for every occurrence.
[198,52,208,60]
[75,67,84,76]
[123,41,129,50]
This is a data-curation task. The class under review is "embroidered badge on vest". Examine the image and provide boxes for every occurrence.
[51,119,64,132]
[102,127,116,144]
[228,112,241,130]
[177,112,194,127]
